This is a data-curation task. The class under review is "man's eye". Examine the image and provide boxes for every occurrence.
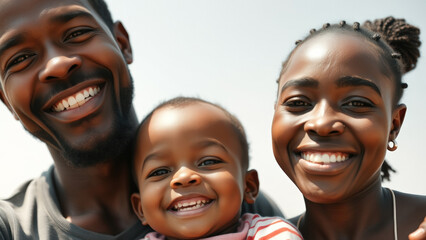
[64,28,94,42]
[199,158,222,167]
[148,168,171,178]
[5,53,35,72]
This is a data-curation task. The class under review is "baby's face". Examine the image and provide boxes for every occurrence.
[131,102,249,239]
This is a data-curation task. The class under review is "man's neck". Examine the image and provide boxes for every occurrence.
[51,153,138,235]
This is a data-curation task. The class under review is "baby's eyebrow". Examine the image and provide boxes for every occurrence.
[280,78,318,94]
[196,139,228,153]
[336,76,381,96]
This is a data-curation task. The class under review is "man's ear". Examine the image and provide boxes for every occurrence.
[389,104,406,141]
[0,90,19,120]
[243,169,259,204]
[130,193,148,225]
[112,21,133,64]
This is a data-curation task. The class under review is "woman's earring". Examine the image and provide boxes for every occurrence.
[387,139,398,151]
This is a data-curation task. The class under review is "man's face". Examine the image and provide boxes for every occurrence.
[0,0,135,166]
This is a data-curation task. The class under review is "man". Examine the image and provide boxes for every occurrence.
[0,0,282,239]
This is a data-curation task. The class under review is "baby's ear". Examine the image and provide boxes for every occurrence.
[389,104,406,141]
[243,169,259,204]
[130,193,148,225]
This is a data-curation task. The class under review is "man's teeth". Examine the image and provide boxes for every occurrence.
[301,152,349,163]
[172,200,210,212]
[52,86,100,112]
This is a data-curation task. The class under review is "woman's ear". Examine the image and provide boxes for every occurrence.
[130,193,148,225]
[112,21,133,64]
[243,169,259,204]
[389,104,407,141]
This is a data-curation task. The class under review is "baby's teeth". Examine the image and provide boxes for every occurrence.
[83,90,89,98]
[330,155,336,163]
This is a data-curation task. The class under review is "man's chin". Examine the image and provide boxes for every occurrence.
[62,128,134,167]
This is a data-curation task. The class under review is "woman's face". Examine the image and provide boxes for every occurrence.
[272,32,405,203]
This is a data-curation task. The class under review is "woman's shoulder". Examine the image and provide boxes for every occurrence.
[393,190,426,237]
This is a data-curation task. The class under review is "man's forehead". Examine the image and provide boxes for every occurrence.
[0,0,97,35]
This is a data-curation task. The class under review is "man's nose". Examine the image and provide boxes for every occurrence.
[38,53,81,82]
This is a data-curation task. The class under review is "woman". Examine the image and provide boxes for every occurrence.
[272,17,426,239]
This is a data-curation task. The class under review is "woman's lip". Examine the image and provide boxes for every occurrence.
[295,151,355,175]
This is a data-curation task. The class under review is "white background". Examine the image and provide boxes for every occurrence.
[1,0,425,218]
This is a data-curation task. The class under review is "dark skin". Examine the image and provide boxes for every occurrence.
[272,32,426,239]
[0,0,138,234]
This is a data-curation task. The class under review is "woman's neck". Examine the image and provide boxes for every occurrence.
[300,179,395,240]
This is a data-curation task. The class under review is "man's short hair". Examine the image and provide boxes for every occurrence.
[87,0,114,30]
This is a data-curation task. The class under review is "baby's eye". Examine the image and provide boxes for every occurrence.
[148,168,171,178]
[198,158,223,167]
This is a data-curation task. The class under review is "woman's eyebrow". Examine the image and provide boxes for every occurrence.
[336,76,381,96]
[280,78,318,95]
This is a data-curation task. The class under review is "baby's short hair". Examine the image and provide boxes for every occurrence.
[137,97,250,169]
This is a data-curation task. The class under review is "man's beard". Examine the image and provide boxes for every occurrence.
[31,78,135,168]
[63,82,135,167]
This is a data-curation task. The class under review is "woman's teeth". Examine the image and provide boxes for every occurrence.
[52,86,100,112]
[301,152,349,163]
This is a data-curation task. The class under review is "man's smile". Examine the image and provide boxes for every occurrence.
[51,85,101,112]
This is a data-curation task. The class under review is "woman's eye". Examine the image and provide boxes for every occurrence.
[282,98,312,112]
[285,100,310,106]
[199,158,222,167]
[148,168,170,178]
[345,101,372,107]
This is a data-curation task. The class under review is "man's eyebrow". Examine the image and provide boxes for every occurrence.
[336,76,381,96]
[50,10,94,23]
[0,34,25,59]
[280,78,319,94]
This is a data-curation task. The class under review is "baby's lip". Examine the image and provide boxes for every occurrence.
[167,195,213,212]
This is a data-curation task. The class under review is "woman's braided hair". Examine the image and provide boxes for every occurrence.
[278,17,421,181]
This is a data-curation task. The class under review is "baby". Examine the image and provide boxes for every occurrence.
[131,97,302,240]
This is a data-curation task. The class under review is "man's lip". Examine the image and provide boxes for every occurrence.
[42,79,106,112]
